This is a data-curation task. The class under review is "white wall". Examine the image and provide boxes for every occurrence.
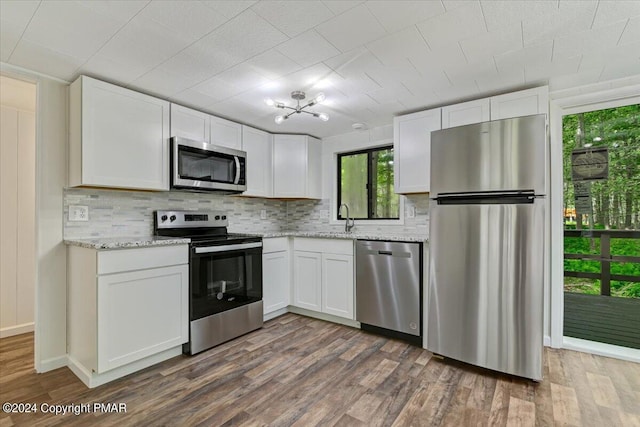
[1,63,69,372]
[0,76,36,338]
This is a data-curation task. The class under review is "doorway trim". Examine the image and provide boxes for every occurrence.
[549,78,640,360]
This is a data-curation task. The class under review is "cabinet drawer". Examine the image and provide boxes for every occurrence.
[98,244,188,275]
[263,237,289,253]
[293,238,353,255]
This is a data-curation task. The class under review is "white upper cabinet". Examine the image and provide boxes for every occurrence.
[242,125,273,198]
[170,103,242,150]
[272,134,321,199]
[210,115,242,150]
[442,98,490,129]
[393,108,442,194]
[490,86,549,120]
[69,76,170,191]
[170,104,210,142]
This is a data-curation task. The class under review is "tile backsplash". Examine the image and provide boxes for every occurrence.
[63,188,287,239]
[63,189,429,239]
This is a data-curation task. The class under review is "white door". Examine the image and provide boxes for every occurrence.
[442,98,490,129]
[170,104,210,142]
[393,108,441,193]
[81,77,170,190]
[322,253,354,319]
[263,251,290,314]
[97,264,188,373]
[292,251,322,312]
[242,126,273,197]
[210,115,242,149]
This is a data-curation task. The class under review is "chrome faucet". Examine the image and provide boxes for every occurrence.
[339,203,355,232]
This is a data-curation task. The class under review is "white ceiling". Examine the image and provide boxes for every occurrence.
[1,0,639,138]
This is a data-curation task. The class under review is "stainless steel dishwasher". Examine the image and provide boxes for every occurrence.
[356,240,422,345]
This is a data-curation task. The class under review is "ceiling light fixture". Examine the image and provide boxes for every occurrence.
[265,91,329,124]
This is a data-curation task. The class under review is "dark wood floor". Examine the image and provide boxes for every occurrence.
[1,314,639,426]
[564,292,640,349]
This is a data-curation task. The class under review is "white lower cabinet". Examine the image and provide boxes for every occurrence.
[262,238,290,315]
[67,244,188,387]
[292,238,354,320]
[321,253,354,319]
[293,251,323,311]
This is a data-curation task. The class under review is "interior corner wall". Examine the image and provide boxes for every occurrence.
[2,63,70,372]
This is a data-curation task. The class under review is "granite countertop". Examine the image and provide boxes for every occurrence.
[64,231,427,249]
[251,231,428,243]
[64,236,191,250]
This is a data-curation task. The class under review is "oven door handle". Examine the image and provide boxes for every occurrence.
[194,242,262,254]
[233,156,241,184]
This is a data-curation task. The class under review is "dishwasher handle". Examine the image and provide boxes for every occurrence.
[363,249,412,258]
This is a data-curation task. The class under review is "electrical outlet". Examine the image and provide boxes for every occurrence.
[69,205,89,221]
[407,206,416,218]
[260,209,267,220]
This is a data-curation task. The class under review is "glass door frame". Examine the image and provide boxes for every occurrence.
[549,84,640,362]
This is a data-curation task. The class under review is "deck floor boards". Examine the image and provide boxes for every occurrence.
[564,292,640,349]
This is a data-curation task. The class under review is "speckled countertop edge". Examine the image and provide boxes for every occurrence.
[64,230,427,250]
[252,231,428,242]
[64,236,191,250]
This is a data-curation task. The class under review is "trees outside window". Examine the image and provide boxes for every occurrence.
[338,146,399,220]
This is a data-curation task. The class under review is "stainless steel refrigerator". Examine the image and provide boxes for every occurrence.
[427,114,546,380]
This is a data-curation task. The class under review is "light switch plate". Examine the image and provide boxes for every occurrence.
[320,210,329,219]
[407,206,416,218]
[260,209,267,219]
[69,205,89,221]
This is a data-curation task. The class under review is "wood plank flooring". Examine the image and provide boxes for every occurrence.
[1,314,639,426]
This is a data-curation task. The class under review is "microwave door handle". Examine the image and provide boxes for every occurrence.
[234,156,240,184]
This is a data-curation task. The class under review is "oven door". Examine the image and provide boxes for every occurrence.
[190,242,262,321]
[172,137,246,192]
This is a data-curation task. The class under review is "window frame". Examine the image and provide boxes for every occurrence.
[336,144,399,221]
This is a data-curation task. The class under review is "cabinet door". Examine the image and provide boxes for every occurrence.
[273,135,307,198]
[263,250,290,314]
[442,99,490,129]
[242,125,273,197]
[97,264,188,373]
[322,253,354,319]
[306,136,322,199]
[490,86,549,120]
[79,77,170,190]
[393,108,441,194]
[210,115,242,149]
[292,250,322,312]
[170,104,210,142]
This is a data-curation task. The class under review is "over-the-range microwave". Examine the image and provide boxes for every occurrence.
[171,136,246,194]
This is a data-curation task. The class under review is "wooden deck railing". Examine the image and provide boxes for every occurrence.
[564,229,640,296]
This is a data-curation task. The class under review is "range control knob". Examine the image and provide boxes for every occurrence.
[221,215,227,220]
[215,215,220,220]
[161,215,168,222]
[169,215,177,222]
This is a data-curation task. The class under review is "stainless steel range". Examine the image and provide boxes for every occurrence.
[154,210,263,355]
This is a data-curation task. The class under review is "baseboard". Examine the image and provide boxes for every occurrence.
[0,322,34,338]
[38,355,68,373]
[287,306,360,329]
[264,307,288,322]
[563,336,640,363]
[68,346,183,388]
